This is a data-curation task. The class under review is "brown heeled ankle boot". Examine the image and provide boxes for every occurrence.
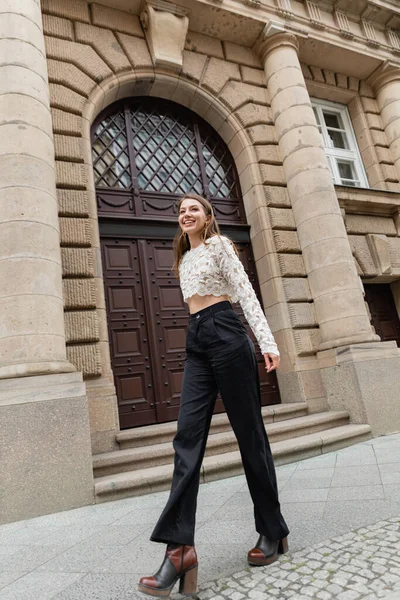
[247,535,288,566]
[138,544,198,598]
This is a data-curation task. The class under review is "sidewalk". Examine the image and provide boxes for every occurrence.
[0,433,399,599]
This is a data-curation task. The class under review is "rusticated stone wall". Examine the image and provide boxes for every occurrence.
[41,0,317,381]
[41,0,400,428]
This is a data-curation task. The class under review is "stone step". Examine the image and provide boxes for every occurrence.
[94,410,350,477]
[116,402,308,450]
[94,423,372,502]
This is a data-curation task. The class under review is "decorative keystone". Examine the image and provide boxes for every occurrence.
[140,0,189,71]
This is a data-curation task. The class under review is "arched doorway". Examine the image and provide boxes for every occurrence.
[91,98,281,429]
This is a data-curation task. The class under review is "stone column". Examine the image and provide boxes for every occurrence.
[257,27,378,351]
[0,0,74,378]
[368,63,400,181]
[0,0,94,524]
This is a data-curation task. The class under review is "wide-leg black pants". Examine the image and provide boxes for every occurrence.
[150,301,289,546]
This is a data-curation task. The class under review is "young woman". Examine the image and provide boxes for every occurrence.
[138,193,289,598]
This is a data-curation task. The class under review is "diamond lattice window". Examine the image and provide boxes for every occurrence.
[92,113,132,189]
[130,105,203,195]
[92,99,239,200]
[201,130,238,199]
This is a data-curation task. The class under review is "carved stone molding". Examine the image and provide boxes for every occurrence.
[254,21,299,62]
[366,60,400,91]
[275,0,293,19]
[334,10,354,40]
[362,20,380,48]
[244,0,261,7]
[367,234,392,274]
[305,1,325,30]
[386,28,400,56]
[140,0,189,71]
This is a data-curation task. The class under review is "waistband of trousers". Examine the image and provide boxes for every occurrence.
[189,300,232,323]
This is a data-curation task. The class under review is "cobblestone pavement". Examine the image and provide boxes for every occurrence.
[195,517,400,600]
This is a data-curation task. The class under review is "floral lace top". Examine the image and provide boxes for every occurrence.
[179,235,279,356]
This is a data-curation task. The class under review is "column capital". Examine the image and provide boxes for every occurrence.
[366,60,400,92]
[254,21,299,63]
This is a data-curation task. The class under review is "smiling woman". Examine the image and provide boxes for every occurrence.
[138,193,288,598]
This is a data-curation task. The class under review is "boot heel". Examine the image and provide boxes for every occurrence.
[179,565,198,596]
[278,537,288,555]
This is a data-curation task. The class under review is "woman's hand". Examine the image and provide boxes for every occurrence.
[264,353,280,373]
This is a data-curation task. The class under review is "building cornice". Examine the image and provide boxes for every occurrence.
[184,0,400,64]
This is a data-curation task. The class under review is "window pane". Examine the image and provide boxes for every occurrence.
[323,112,342,129]
[338,160,355,180]
[341,180,358,187]
[92,112,132,189]
[130,107,204,194]
[328,130,348,149]
[337,161,360,186]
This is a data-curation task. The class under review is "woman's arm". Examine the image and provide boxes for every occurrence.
[212,236,280,358]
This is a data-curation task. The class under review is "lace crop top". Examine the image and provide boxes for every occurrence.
[179,235,279,356]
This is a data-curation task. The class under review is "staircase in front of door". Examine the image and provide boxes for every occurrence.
[93,403,372,503]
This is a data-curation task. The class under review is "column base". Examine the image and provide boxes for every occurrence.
[318,332,380,352]
[277,369,330,414]
[0,372,94,525]
[0,360,76,380]
[320,341,400,436]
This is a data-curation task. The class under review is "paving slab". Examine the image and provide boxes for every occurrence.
[0,433,399,600]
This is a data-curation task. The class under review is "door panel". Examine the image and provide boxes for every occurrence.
[101,239,157,428]
[139,239,187,423]
[139,239,227,422]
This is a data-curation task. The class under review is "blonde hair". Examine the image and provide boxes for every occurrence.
[172,193,237,278]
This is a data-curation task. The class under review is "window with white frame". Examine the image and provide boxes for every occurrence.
[311,98,368,188]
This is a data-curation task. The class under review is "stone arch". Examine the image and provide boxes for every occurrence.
[80,71,269,387]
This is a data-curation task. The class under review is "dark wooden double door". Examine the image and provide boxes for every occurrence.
[364,284,400,346]
[101,235,281,429]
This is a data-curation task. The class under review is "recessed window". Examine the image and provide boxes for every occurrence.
[312,98,368,188]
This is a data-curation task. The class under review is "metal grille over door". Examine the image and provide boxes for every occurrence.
[93,98,281,429]
[92,99,243,223]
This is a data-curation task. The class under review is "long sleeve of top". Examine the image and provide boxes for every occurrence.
[179,235,279,356]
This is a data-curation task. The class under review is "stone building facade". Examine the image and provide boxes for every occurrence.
[1,0,400,522]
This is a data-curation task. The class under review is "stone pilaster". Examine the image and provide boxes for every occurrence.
[0,0,94,523]
[256,26,378,351]
[368,62,400,182]
[0,0,74,378]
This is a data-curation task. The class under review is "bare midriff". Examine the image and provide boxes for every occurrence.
[187,294,231,314]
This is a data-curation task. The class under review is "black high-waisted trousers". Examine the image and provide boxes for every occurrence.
[150,301,289,546]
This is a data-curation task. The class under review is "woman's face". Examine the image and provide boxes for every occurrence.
[178,198,209,237]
